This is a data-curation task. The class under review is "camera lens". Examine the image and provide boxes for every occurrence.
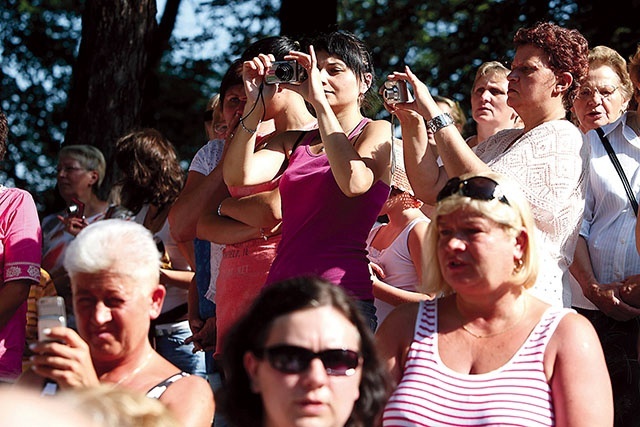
[275,63,294,81]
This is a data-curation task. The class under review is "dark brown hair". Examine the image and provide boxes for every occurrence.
[114,128,184,215]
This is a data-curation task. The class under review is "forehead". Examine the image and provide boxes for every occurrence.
[474,73,508,89]
[315,50,347,68]
[72,271,139,297]
[224,84,244,98]
[586,64,621,84]
[512,44,550,68]
[265,305,361,349]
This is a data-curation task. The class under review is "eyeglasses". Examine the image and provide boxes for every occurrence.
[57,166,87,175]
[254,345,361,376]
[576,84,618,100]
[213,123,228,136]
[437,176,510,205]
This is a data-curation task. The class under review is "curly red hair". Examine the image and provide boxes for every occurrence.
[514,22,589,109]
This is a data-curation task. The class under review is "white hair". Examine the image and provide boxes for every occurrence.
[63,219,160,288]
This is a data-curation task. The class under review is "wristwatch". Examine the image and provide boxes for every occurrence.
[427,112,455,134]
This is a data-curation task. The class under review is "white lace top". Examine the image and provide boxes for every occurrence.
[474,120,588,307]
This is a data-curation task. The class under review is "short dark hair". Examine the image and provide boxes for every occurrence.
[513,22,589,109]
[219,276,390,427]
[307,31,376,113]
[0,108,8,161]
[240,35,301,62]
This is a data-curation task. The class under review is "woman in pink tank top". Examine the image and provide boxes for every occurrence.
[223,31,393,330]
[376,171,612,426]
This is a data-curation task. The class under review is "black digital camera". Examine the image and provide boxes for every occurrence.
[265,60,307,85]
[382,80,410,104]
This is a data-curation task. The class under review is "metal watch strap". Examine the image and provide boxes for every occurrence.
[427,112,454,134]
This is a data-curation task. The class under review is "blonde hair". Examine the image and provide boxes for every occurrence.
[59,145,106,187]
[60,385,180,427]
[472,61,510,89]
[421,171,538,296]
[589,45,634,102]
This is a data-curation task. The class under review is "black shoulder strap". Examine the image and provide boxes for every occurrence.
[595,127,638,216]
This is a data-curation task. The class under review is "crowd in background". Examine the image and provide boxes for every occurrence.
[0,19,639,427]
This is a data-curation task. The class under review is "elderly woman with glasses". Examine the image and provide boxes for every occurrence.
[376,172,612,426]
[219,276,389,427]
[42,145,114,323]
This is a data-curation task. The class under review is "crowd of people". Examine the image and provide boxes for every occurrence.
[1,19,639,427]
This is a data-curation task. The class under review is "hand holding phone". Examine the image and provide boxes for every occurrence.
[66,198,85,219]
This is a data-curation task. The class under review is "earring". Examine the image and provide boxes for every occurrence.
[513,258,524,274]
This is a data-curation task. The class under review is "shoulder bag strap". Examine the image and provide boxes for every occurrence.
[595,127,638,216]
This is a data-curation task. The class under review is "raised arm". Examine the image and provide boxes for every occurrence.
[390,67,491,201]
[287,46,392,197]
[223,55,288,187]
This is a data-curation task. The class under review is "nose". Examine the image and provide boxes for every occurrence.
[301,358,329,388]
[93,302,112,325]
[507,70,517,82]
[480,89,492,102]
[443,234,467,252]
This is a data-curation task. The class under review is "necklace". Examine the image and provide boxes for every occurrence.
[111,351,153,387]
[458,298,527,339]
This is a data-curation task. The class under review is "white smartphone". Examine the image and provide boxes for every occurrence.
[37,296,67,342]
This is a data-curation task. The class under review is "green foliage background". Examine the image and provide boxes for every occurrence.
[1,0,639,215]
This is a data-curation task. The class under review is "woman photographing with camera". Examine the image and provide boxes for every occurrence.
[223,31,392,330]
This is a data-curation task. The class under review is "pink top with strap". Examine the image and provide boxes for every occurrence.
[266,119,390,300]
[383,299,571,426]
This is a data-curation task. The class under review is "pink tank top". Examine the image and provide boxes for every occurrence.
[265,119,390,300]
[383,299,570,426]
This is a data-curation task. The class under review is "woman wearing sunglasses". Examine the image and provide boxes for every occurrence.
[219,276,389,427]
[377,172,612,426]
[388,22,589,309]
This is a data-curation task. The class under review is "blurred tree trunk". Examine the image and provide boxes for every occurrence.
[64,0,158,200]
[279,0,337,38]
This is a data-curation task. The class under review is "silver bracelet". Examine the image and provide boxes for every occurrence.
[426,112,455,134]
[217,200,225,217]
[239,117,257,134]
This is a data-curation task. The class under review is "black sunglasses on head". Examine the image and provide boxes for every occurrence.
[436,176,510,205]
[254,345,361,376]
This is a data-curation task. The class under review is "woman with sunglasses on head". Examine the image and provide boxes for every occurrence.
[377,171,612,426]
[219,276,389,427]
[223,31,392,330]
[389,22,589,309]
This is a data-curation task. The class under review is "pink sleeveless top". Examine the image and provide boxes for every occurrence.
[265,119,390,300]
[383,299,571,426]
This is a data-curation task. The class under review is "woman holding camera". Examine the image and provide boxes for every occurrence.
[223,31,392,330]
[389,22,589,308]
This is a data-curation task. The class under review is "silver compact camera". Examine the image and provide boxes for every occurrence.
[265,60,307,85]
[382,80,410,104]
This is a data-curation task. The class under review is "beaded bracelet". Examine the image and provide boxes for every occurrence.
[239,117,257,134]
[217,201,225,217]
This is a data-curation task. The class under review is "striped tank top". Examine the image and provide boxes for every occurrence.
[383,299,571,426]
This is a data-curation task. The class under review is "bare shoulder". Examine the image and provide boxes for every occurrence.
[160,374,215,427]
[546,310,601,360]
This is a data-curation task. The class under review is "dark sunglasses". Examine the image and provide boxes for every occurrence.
[255,345,361,376]
[436,176,510,205]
